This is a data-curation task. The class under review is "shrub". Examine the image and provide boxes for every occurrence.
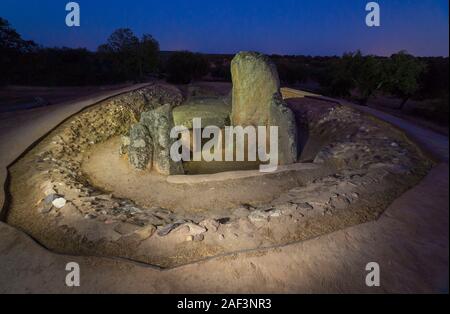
[166,51,209,84]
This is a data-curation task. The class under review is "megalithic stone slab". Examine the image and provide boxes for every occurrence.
[231,52,280,126]
[269,93,298,164]
[128,123,153,170]
[141,104,184,175]
[230,51,298,164]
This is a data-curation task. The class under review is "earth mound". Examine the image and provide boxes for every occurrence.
[3,82,432,267]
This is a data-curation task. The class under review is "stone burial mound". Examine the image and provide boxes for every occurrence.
[2,52,433,268]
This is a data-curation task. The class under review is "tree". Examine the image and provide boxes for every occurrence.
[100,28,139,53]
[324,53,355,98]
[98,28,140,81]
[98,28,160,82]
[0,17,37,84]
[350,52,384,105]
[418,57,449,100]
[383,51,425,109]
[323,51,385,104]
[139,34,160,76]
[0,18,161,85]
[165,51,209,84]
[210,59,231,81]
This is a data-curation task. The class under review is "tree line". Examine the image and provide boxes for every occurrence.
[0,17,209,86]
[1,16,448,116]
[272,52,448,112]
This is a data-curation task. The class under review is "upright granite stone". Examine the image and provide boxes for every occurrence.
[269,93,298,165]
[141,104,184,175]
[231,52,280,126]
[230,51,298,164]
[128,124,153,170]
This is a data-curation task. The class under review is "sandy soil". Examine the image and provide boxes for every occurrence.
[82,136,316,215]
[0,163,447,293]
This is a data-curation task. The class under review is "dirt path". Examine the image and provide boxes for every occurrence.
[0,83,152,211]
[0,88,448,293]
[346,103,449,163]
[0,84,132,108]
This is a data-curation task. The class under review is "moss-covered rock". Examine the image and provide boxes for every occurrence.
[230,51,298,164]
[140,104,184,175]
[269,93,298,164]
[128,124,153,170]
[231,51,280,126]
[173,97,231,129]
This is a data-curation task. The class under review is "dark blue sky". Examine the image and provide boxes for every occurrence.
[1,0,448,56]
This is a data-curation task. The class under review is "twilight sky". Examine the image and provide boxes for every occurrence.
[0,0,448,56]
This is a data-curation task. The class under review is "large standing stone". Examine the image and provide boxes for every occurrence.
[231,52,280,126]
[128,124,153,170]
[269,93,298,164]
[141,104,184,175]
[230,51,298,164]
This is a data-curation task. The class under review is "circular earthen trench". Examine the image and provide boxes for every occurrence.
[2,84,432,268]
